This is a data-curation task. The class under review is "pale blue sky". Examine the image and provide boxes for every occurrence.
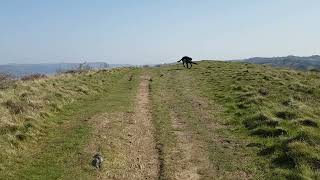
[0,0,319,64]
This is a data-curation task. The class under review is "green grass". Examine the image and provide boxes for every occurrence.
[1,60,320,179]
[185,61,320,179]
[148,70,178,179]
[149,66,265,179]
[0,68,141,180]
[149,61,320,179]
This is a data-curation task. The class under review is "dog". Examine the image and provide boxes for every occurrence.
[177,56,198,69]
[92,153,103,169]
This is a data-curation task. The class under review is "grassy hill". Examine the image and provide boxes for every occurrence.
[0,61,319,179]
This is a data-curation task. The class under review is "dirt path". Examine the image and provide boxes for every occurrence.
[127,74,159,179]
[170,110,213,180]
[86,75,159,179]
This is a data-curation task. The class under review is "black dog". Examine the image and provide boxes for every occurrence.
[177,56,197,69]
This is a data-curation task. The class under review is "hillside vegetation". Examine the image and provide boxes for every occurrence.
[0,68,141,179]
[0,61,319,179]
[150,61,319,179]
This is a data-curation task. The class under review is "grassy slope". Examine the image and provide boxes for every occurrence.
[0,68,140,179]
[150,61,320,179]
[1,61,319,179]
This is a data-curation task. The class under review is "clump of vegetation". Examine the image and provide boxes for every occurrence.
[299,119,318,128]
[250,127,287,137]
[243,113,278,129]
[3,100,25,114]
[275,110,297,120]
[0,73,15,89]
[21,73,47,81]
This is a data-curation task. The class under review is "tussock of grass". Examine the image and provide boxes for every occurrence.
[288,131,320,146]
[3,99,26,114]
[275,110,297,120]
[243,113,279,130]
[299,119,318,127]
[250,127,287,137]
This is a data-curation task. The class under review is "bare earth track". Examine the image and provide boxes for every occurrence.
[87,75,159,179]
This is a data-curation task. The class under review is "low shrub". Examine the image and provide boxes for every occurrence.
[0,73,15,89]
[21,74,47,81]
[3,100,25,114]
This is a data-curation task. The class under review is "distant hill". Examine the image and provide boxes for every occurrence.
[0,62,131,76]
[237,55,320,70]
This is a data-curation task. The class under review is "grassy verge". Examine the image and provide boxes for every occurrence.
[0,68,141,180]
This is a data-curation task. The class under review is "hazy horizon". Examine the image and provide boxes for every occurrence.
[1,0,319,65]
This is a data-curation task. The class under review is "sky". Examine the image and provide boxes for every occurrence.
[0,0,319,65]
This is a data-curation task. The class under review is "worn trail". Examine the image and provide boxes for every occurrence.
[87,75,159,179]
